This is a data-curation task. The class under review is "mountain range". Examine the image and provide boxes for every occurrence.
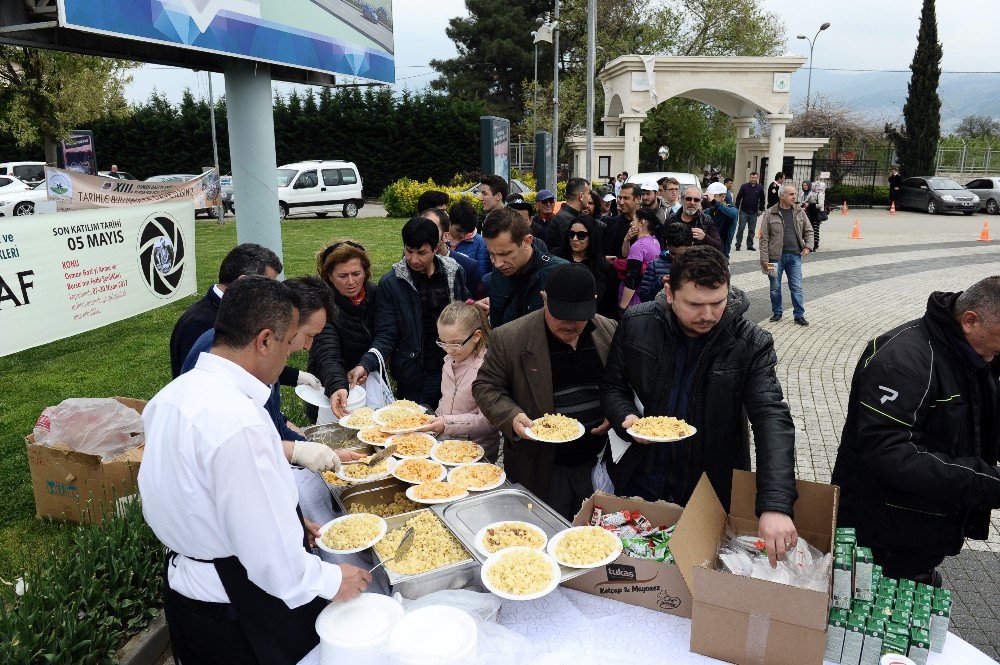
[788,69,1000,133]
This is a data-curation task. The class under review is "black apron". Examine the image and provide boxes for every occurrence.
[164,507,327,665]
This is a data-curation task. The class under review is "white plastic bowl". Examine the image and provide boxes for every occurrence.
[386,605,477,664]
[315,593,404,665]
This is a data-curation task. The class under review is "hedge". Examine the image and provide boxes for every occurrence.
[826,185,890,208]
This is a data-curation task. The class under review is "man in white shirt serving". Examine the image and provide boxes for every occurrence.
[140,276,371,664]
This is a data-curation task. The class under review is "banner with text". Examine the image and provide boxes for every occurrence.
[45,167,220,213]
[0,200,196,357]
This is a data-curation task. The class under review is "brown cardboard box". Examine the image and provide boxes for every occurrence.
[561,492,693,618]
[26,397,146,524]
[671,470,839,665]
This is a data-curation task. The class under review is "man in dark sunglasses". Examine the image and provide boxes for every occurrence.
[662,185,723,253]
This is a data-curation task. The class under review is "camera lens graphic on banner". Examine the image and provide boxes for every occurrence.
[137,213,186,297]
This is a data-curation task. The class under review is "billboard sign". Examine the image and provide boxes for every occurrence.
[480,116,510,185]
[45,167,221,213]
[58,130,98,176]
[56,0,394,83]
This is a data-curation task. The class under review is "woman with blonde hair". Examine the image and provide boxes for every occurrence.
[419,301,500,461]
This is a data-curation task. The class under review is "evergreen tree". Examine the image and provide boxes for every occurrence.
[886,0,941,177]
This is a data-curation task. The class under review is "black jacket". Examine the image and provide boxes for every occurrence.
[307,281,379,400]
[662,209,724,253]
[832,292,1000,559]
[767,181,781,208]
[371,256,468,400]
[602,288,798,516]
[546,203,586,255]
[169,286,221,378]
[487,239,567,329]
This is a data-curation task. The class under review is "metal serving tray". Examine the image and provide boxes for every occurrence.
[370,509,479,600]
[304,422,367,449]
[431,484,590,584]
[333,477,423,518]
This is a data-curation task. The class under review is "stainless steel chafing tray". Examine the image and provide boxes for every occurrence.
[370,509,479,599]
[333,477,423,518]
[304,422,366,450]
[431,484,590,584]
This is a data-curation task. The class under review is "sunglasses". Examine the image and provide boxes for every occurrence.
[569,231,590,240]
[683,196,701,202]
[435,329,478,351]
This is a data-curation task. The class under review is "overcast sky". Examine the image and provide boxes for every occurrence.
[125,0,1000,104]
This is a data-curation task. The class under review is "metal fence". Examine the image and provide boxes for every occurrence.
[935,146,998,175]
[511,142,534,172]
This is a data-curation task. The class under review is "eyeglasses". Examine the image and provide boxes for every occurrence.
[569,231,590,240]
[435,330,478,350]
[683,196,701,202]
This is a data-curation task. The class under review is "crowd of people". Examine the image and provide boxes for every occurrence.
[140,170,999,664]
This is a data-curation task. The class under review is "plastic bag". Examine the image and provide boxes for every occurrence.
[365,348,395,410]
[33,398,143,460]
[394,589,501,623]
[716,526,831,592]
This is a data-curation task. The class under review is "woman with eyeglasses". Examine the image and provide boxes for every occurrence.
[618,207,661,312]
[552,215,606,300]
[306,240,379,420]
[417,302,500,460]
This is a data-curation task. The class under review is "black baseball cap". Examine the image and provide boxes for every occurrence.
[545,263,597,321]
[506,194,534,214]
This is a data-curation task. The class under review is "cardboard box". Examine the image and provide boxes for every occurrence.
[26,397,145,524]
[562,492,693,618]
[671,470,839,665]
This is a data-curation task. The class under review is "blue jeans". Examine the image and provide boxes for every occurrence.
[719,218,737,258]
[736,211,758,248]
[769,252,805,318]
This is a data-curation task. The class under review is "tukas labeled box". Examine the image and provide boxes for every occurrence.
[671,470,839,665]
[562,491,693,618]
[25,397,145,524]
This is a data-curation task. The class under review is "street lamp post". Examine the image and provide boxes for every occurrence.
[532,20,554,140]
[551,0,560,190]
[658,145,669,170]
[796,22,831,112]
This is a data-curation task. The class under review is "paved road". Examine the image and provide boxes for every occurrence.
[743,208,1000,659]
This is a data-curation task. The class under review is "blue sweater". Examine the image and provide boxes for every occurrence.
[181,329,305,442]
[640,251,672,303]
[453,233,491,279]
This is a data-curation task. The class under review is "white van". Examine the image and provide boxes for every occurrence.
[0,162,46,187]
[274,160,364,219]
[627,171,700,191]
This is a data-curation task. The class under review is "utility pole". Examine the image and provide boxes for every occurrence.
[551,0,560,190]
[585,0,595,183]
[207,72,224,224]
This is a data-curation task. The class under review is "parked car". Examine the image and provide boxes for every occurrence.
[0,161,46,187]
[145,174,222,218]
[0,182,49,216]
[233,160,365,220]
[461,179,534,197]
[896,176,980,215]
[0,175,32,196]
[98,170,138,180]
[627,171,700,191]
[220,173,234,213]
[964,177,1000,215]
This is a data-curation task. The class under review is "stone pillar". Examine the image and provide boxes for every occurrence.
[731,116,754,185]
[765,114,792,185]
[601,115,620,137]
[620,113,646,177]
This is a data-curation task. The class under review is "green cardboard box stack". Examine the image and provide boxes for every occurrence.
[824,527,951,665]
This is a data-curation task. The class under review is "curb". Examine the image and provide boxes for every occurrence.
[118,613,169,665]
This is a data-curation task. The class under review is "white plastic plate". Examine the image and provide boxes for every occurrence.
[481,547,561,601]
[474,521,548,557]
[547,526,624,569]
[316,513,387,554]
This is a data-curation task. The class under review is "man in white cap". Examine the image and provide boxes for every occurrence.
[640,180,668,224]
[704,181,739,258]
[599,192,616,222]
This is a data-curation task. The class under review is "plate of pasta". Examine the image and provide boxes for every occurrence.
[626,416,696,443]
[523,413,585,443]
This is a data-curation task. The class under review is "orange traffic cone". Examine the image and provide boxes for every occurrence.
[841,200,848,215]
[849,219,863,239]
[889,201,897,215]
[978,220,992,242]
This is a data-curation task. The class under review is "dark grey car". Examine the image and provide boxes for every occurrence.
[896,176,980,215]
[964,177,1000,215]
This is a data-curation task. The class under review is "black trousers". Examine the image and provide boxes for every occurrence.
[870,545,946,582]
[165,586,258,665]
[547,460,597,521]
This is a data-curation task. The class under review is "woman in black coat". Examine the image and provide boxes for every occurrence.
[552,213,607,299]
[306,240,379,422]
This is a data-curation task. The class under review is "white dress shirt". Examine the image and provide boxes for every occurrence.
[139,352,342,608]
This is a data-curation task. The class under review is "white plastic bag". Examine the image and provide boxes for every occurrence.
[365,348,395,410]
[717,528,831,593]
[33,398,143,460]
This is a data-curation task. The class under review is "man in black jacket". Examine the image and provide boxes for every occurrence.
[662,186,724,253]
[766,171,785,208]
[370,217,469,406]
[733,171,765,251]
[546,177,592,255]
[832,277,1000,582]
[168,243,282,378]
[602,246,799,566]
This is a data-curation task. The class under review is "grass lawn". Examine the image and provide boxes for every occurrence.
[0,215,407,578]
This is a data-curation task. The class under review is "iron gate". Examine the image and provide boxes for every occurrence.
[761,158,878,206]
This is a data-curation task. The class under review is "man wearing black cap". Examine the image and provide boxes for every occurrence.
[473,263,617,519]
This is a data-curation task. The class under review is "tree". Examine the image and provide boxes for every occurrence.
[787,95,884,155]
[954,115,1000,140]
[885,0,942,177]
[430,0,551,121]
[0,47,137,164]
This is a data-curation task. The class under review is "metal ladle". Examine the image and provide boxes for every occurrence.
[369,527,414,574]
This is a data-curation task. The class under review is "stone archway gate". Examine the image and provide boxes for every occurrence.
[573,55,808,185]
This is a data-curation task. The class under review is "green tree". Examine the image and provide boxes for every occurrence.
[0,47,137,164]
[430,0,552,121]
[886,0,942,177]
[954,115,999,140]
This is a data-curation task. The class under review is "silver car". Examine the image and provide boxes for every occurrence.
[964,177,1000,215]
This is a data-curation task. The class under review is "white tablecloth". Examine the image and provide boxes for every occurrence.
[302,585,995,664]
